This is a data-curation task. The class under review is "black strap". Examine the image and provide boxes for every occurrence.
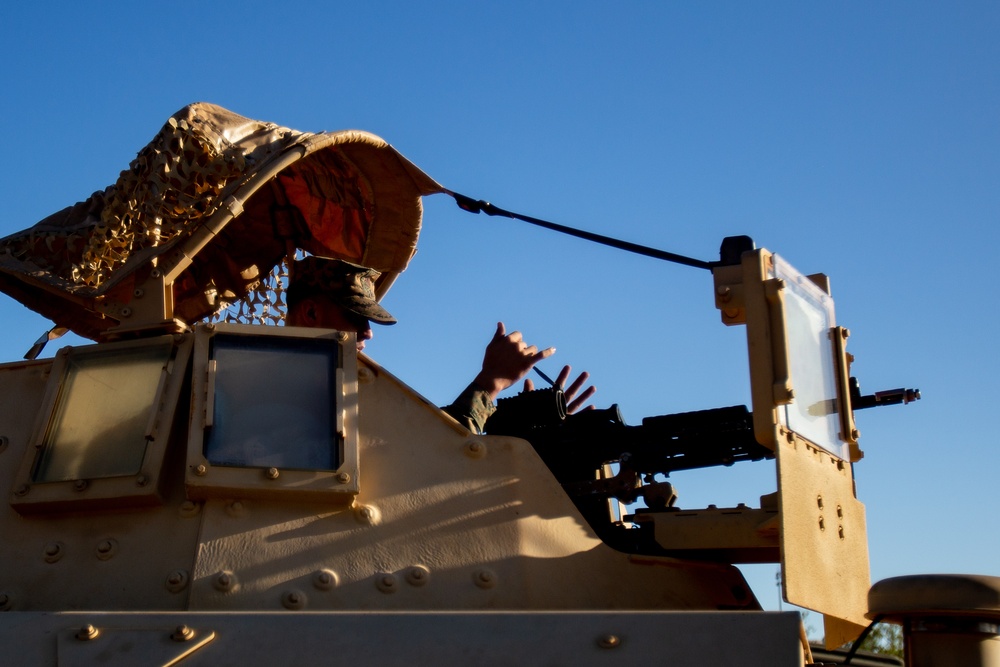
[448,191,716,271]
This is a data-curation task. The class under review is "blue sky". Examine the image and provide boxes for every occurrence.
[2,2,998,618]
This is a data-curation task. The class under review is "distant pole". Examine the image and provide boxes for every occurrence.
[776,569,783,611]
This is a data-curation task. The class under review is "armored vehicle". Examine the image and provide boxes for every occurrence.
[0,103,995,666]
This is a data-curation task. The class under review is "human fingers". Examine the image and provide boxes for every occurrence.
[523,378,535,392]
[566,385,597,413]
[492,322,506,341]
[564,370,590,399]
[530,347,556,363]
[555,365,571,389]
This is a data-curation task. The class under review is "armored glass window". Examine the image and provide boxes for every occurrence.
[11,335,192,514]
[771,255,846,460]
[186,323,360,503]
[204,335,340,470]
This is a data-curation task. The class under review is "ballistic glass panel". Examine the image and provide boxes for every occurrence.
[772,255,847,460]
[33,342,172,482]
[204,334,340,470]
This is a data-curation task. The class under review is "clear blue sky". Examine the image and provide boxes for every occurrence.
[2,2,997,617]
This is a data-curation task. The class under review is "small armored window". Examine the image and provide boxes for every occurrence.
[11,335,192,514]
[185,323,360,503]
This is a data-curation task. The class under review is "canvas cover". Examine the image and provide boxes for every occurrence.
[0,103,443,339]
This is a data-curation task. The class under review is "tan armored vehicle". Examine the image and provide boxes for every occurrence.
[0,103,994,666]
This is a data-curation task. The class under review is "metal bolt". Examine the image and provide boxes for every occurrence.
[336,471,352,484]
[213,570,237,592]
[357,366,375,383]
[95,538,117,560]
[150,268,162,279]
[473,569,497,589]
[226,500,245,517]
[135,474,148,487]
[76,624,100,641]
[282,589,307,610]
[313,569,339,591]
[841,328,851,339]
[336,331,350,342]
[194,463,208,476]
[376,574,398,594]
[265,467,280,480]
[464,439,487,459]
[179,500,201,518]
[14,484,29,497]
[598,634,622,649]
[406,565,430,587]
[120,306,132,318]
[171,625,195,642]
[73,479,89,492]
[355,505,379,525]
[133,288,145,298]
[165,569,189,593]
[43,542,64,563]
[851,428,861,441]
[0,593,11,611]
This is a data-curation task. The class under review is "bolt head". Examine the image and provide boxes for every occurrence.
[265,467,280,480]
[598,634,622,649]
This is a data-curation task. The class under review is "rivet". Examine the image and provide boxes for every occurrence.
[313,569,339,591]
[72,479,89,492]
[842,328,851,339]
[336,331,349,342]
[179,500,201,518]
[133,288,145,298]
[336,472,352,484]
[171,625,195,642]
[0,435,8,452]
[165,569,189,593]
[213,570,237,592]
[357,366,375,383]
[120,306,132,318]
[135,474,149,487]
[473,569,497,589]
[376,573,398,594]
[43,542,64,563]
[0,593,12,611]
[406,565,430,587]
[282,589,307,610]
[464,439,487,459]
[355,504,379,525]
[14,484,29,497]
[226,500,246,517]
[76,624,100,641]
[150,268,162,279]
[265,467,280,480]
[598,634,622,649]
[194,464,208,476]
[95,538,118,560]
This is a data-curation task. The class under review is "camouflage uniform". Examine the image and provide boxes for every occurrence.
[443,384,496,434]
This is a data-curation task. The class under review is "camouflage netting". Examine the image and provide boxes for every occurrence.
[0,103,442,339]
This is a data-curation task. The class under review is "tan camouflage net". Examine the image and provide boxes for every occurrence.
[210,257,293,326]
[6,115,249,289]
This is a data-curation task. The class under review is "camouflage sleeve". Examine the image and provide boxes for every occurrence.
[442,382,496,434]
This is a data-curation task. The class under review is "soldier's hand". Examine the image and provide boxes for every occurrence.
[522,364,596,413]
[474,322,555,400]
